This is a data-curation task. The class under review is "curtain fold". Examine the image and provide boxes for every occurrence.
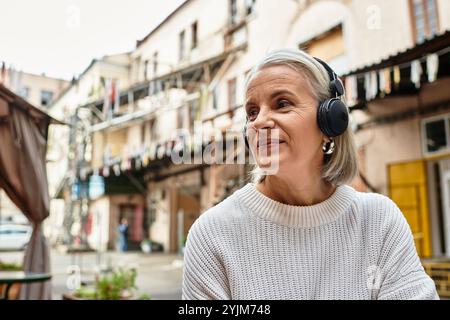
[0,100,52,300]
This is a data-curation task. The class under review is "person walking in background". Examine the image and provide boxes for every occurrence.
[118,218,129,252]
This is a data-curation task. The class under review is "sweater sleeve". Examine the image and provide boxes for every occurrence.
[376,200,439,300]
[182,217,231,300]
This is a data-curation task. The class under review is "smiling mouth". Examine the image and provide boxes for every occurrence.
[257,140,285,148]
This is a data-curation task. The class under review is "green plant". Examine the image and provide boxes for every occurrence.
[95,268,137,300]
[0,261,22,271]
[74,286,97,299]
[137,293,151,300]
[72,267,151,300]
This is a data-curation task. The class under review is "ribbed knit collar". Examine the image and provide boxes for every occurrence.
[237,183,355,228]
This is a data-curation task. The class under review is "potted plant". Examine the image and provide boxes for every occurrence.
[63,267,150,300]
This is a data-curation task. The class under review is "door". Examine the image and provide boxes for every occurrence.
[119,204,144,250]
[439,159,450,256]
[388,160,432,257]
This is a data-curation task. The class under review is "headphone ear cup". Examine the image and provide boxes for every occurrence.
[317,100,330,137]
[317,98,349,137]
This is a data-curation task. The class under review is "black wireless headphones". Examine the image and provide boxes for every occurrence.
[243,57,349,149]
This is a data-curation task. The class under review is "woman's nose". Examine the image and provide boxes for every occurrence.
[251,108,275,130]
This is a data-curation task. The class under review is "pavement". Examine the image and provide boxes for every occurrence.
[0,249,183,300]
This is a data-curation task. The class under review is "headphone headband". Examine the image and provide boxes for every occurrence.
[313,57,344,98]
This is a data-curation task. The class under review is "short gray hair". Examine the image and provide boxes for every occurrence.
[245,48,359,186]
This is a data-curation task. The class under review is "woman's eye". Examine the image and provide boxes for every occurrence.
[277,99,291,108]
[247,108,258,120]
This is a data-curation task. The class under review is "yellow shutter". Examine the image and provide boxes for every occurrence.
[388,160,432,257]
[305,25,345,62]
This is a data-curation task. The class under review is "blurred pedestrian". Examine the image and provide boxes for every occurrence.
[118,218,129,252]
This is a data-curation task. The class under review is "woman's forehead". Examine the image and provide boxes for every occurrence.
[246,65,308,95]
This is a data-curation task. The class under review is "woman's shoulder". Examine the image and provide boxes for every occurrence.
[189,187,246,233]
[350,187,408,230]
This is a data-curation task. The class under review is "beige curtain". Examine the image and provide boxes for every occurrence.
[0,95,52,300]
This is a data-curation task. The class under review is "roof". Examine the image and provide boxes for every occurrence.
[136,0,192,47]
[343,30,450,77]
[50,51,131,108]
[0,83,65,125]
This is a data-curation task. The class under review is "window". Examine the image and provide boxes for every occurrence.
[144,60,149,80]
[422,115,450,154]
[304,25,345,63]
[153,52,158,76]
[409,0,439,43]
[245,0,256,15]
[19,87,29,99]
[227,78,237,110]
[179,30,186,61]
[230,0,238,25]
[303,24,348,74]
[212,88,219,110]
[40,90,53,107]
[191,21,198,49]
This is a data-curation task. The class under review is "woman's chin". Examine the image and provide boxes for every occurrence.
[256,153,286,175]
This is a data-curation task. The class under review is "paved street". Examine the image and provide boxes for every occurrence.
[0,249,183,300]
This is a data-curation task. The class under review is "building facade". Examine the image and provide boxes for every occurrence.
[50,0,450,269]
[46,52,131,247]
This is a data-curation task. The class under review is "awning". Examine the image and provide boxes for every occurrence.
[0,83,66,125]
[344,30,450,77]
[341,31,450,110]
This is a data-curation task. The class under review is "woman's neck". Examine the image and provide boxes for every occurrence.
[256,175,336,206]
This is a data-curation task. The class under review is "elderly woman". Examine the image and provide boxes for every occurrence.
[182,49,438,300]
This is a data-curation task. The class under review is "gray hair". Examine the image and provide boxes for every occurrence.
[245,48,359,186]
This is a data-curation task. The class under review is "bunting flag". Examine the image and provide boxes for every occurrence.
[410,60,422,89]
[142,154,149,167]
[426,54,439,83]
[102,166,110,178]
[113,164,121,176]
[384,68,392,94]
[364,72,371,101]
[344,76,358,106]
[393,65,401,88]
[378,69,386,98]
[343,46,449,106]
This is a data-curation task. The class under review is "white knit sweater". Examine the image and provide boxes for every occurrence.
[182,183,438,300]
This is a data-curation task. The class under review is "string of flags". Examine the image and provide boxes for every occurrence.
[79,136,191,180]
[343,47,450,106]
